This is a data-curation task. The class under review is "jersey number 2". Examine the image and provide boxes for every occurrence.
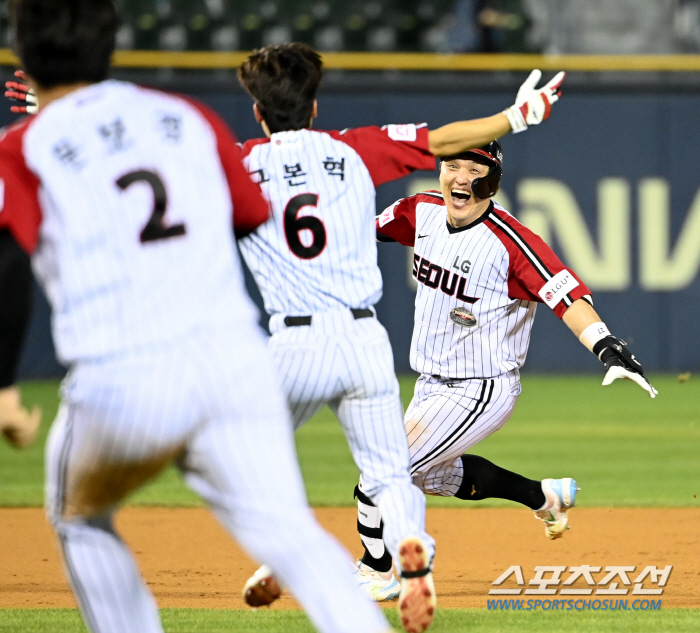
[284,193,325,259]
[116,170,186,243]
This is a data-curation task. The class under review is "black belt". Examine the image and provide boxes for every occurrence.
[431,375,469,387]
[284,308,373,327]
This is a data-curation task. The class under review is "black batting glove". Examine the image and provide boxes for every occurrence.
[592,336,658,398]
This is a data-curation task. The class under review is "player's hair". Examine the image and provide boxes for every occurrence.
[11,0,118,89]
[238,43,323,134]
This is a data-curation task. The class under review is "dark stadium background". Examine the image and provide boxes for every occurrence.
[3,0,699,377]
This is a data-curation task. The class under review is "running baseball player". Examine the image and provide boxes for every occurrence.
[352,139,657,598]
[233,42,565,628]
[0,3,395,633]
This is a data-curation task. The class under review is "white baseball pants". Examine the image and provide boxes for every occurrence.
[406,372,522,495]
[268,308,434,562]
[45,323,389,633]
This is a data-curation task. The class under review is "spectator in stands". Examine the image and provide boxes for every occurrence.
[523,0,693,54]
[445,0,532,52]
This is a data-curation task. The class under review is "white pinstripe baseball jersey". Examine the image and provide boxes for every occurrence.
[376,192,592,378]
[0,80,267,363]
[239,124,434,315]
[238,124,438,569]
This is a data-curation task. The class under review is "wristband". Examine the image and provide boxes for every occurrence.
[503,106,527,134]
[579,322,611,352]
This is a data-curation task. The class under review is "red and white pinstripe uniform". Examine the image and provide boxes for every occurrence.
[1,81,265,363]
[0,80,390,633]
[239,124,433,314]
[238,124,438,564]
[376,192,592,495]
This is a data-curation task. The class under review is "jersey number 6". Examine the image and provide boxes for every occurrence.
[284,193,326,259]
[116,170,187,243]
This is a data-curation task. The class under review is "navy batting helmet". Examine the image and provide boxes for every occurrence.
[444,140,503,199]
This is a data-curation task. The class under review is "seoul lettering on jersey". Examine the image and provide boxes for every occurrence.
[412,253,479,304]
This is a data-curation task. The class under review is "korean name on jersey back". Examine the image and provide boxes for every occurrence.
[238,125,435,316]
[10,81,261,363]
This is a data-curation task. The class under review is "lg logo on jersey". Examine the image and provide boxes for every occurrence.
[412,254,479,303]
[452,256,472,274]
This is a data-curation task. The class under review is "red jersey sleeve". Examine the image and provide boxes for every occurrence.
[183,98,270,235]
[485,207,591,319]
[375,195,423,247]
[0,119,42,255]
[328,124,435,187]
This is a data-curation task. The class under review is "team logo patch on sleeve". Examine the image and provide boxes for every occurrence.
[377,204,396,227]
[385,124,417,142]
[538,269,579,309]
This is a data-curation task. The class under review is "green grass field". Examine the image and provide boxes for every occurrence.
[1,607,699,633]
[3,375,698,508]
[1,374,698,631]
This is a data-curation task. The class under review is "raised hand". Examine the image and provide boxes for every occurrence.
[5,70,38,114]
[504,69,565,134]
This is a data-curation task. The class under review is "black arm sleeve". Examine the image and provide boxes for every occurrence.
[0,229,33,388]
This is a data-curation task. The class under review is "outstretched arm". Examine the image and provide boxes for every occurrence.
[428,69,565,157]
[562,299,658,398]
[428,113,511,158]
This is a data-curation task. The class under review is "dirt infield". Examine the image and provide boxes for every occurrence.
[1,507,698,610]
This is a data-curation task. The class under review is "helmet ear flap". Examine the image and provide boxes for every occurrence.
[471,167,501,199]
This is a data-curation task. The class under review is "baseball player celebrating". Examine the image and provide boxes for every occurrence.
[0,3,396,633]
[234,42,565,629]
[352,139,657,597]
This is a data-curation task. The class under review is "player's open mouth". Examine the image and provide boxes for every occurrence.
[451,189,471,207]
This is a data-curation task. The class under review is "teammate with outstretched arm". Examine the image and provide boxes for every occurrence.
[231,43,565,632]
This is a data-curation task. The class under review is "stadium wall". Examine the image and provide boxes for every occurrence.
[8,71,700,377]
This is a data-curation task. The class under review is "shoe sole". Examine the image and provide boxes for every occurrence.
[362,581,401,602]
[398,538,436,633]
[243,567,282,607]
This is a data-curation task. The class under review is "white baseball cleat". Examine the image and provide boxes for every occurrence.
[397,537,436,633]
[534,478,580,540]
[242,565,282,607]
[353,560,401,601]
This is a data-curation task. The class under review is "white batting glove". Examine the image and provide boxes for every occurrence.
[602,366,658,399]
[593,336,658,399]
[0,386,42,448]
[503,69,566,133]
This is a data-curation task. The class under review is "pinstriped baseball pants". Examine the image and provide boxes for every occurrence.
[269,308,434,561]
[44,323,389,633]
[406,372,522,496]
